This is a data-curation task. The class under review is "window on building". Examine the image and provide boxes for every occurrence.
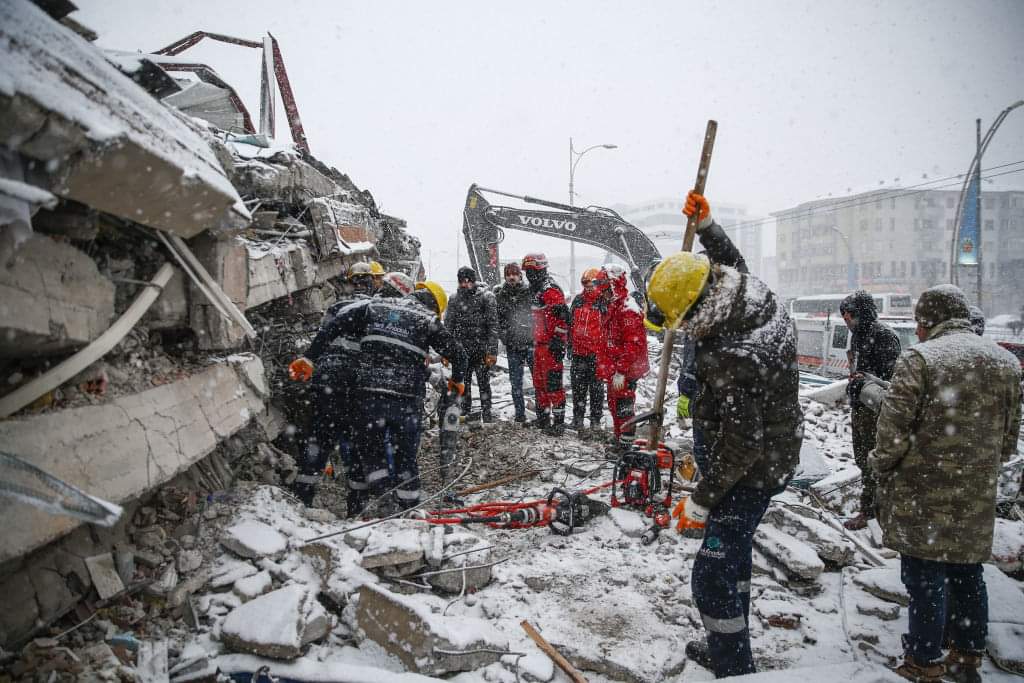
[923,219,934,231]
[914,218,920,230]
[875,218,882,231]
[890,217,896,231]
[984,198,994,209]
[900,261,907,277]
[946,219,954,231]
[891,198,896,210]
[984,219,994,231]
[925,197,935,207]
[911,262,916,277]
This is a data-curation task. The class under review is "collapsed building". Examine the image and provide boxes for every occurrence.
[0,0,422,655]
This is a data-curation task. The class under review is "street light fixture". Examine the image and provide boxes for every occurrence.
[568,138,618,295]
[831,226,857,290]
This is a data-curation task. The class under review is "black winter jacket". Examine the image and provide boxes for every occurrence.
[494,281,534,351]
[688,222,803,509]
[444,287,499,358]
[307,296,467,400]
[841,291,901,406]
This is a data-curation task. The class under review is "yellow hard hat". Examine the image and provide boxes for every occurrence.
[369,260,386,276]
[415,281,448,316]
[646,252,712,326]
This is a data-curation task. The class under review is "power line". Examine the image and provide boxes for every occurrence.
[721,161,1024,233]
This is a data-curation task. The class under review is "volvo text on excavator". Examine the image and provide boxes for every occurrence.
[462,184,661,293]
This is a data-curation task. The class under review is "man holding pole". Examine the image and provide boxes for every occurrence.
[648,191,803,677]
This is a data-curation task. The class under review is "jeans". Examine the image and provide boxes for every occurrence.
[507,347,533,419]
[901,554,987,663]
[692,485,778,678]
[462,353,492,416]
[851,404,879,516]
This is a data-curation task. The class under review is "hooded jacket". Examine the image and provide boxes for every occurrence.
[840,291,901,382]
[687,223,803,509]
[597,277,649,381]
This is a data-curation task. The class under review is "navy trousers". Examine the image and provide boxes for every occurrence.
[901,554,987,663]
[362,394,424,509]
[692,485,777,678]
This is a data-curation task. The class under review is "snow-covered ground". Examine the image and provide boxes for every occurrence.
[163,341,1024,682]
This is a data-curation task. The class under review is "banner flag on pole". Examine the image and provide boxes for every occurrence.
[957,169,981,266]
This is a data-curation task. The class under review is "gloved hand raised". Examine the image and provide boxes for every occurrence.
[671,496,709,533]
[447,379,465,396]
[683,191,713,231]
[288,357,314,382]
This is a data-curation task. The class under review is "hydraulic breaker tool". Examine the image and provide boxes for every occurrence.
[425,484,611,535]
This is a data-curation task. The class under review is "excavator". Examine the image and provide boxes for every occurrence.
[462,184,661,293]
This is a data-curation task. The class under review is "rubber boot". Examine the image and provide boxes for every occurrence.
[571,416,585,435]
[292,481,316,507]
[944,649,982,683]
[482,410,496,424]
[844,512,871,530]
[545,407,565,436]
[531,410,550,430]
[894,655,945,682]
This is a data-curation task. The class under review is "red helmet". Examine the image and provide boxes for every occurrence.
[521,253,548,271]
[595,263,627,293]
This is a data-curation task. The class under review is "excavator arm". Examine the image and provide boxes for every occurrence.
[463,184,661,292]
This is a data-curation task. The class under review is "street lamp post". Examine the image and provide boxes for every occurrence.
[831,226,856,290]
[568,137,617,295]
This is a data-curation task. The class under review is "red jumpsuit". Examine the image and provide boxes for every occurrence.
[531,281,569,417]
[598,279,650,444]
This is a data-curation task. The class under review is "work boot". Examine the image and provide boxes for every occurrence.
[571,416,585,433]
[684,640,714,671]
[531,411,550,430]
[893,655,945,682]
[482,410,496,424]
[843,512,871,530]
[513,413,527,425]
[545,410,565,436]
[944,648,982,683]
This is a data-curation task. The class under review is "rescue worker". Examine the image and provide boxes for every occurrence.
[522,253,570,435]
[594,264,648,451]
[494,262,534,423]
[291,281,467,513]
[444,267,499,423]
[369,260,386,293]
[968,304,986,336]
[289,262,374,514]
[377,271,416,298]
[568,268,606,437]
[840,290,901,530]
[649,191,802,678]
[869,285,1021,682]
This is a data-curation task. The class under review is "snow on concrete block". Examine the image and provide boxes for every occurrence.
[854,594,901,621]
[354,583,508,675]
[988,623,1024,675]
[209,557,260,589]
[232,569,272,602]
[0,234,115,357]
[300,598,333,647]
[220,584,322,660]
[991,518,1024,573]
[221,520,288,560]
[763,506,855,566]
[176,549,203,574]
[984,563,1024,626]
[753,524,824,581]
[725,661,903,681]
[852,562,908,606]
[609,508,648,538]
[84,552,125,600]
[360,519,428,571]
[753,598,802,629]
[426,530,493,594]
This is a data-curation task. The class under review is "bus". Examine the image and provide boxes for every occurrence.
[789,292,914,319]
[795,314,918,378]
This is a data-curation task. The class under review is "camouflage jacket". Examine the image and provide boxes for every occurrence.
[868,319,1022,563]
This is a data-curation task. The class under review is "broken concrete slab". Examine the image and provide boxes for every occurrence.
[988,623,1024,675]
[852,562,907,606]
[855,594,901,621]
[991,517,1024,573]
[209,557,260,589]
[354,583,508,675]
[176,549,203,574]
[220,584,322,660]
[360,519,428,571]
[763,506,855,566]
[84,552,125,600]
[984,563,1024,626]
[426,530,493,594]
[221,520,288,560]
[0,571,40,646]
[233,569,273,602]
[753,598,802,629]
[0,233,115,357]
[753,524,824,581]
[0,359,267,563]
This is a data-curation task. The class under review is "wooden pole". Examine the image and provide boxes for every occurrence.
[456,470,541,497]
[520,620,588,683]
[647,120,717,448]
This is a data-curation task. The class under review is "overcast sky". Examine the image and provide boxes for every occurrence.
[76,0,1024,281]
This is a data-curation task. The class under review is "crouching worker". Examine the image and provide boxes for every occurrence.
[649,191,802,678]
[869,285,1021,683]
[288,262,373,514]
[291,281,467,514]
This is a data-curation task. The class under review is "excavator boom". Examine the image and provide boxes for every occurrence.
[462,184,661,291]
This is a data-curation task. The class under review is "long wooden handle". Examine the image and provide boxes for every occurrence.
[682,120,718,252]
[520,620,587,683]
[456,469,541,496]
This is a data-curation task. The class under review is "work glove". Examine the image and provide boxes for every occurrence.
[672,496,709,533]
[676,394,691,419]
[611,373,625,391]
[549,338,566,363]
[484,354,497,367]
[288,357,314,382]
[683,191,713,231]
[447,379,465,396]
